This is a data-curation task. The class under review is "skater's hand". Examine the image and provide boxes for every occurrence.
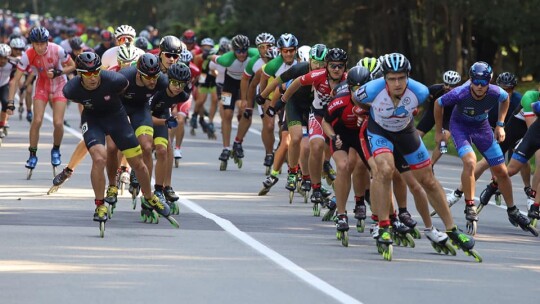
[274,97,285,112]
[434,130,444,145]
[19,84,27,94]
[47,68,63,79]
[166,116,179,128]
[495,125,506,143]
[255,94,266,105]
[331,135,342,150]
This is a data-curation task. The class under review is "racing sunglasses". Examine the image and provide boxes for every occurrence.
[471,78,489,86]
[139,70,161,81]
[78,69,101,78]
[169,79,188,88]
[329,63,345,70]
[235,48,248,54]
[163,52,180,60]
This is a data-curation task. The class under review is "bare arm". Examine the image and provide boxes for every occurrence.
[247,70,262,103]
[280,77,303,103]
[434,98,444,144]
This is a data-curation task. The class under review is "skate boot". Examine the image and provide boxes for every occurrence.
[143,195,179,228]
[26,111,33,122]
[140,198,158,224]
[507,207,538,236]
[190,115,198,135]
[154,189,167,206]
[259,175,279,196]
[446,226,482,262]
[25,155,38,180]
[310,188,324,216]
[335,213,350,247]
[2,125,8,137]
[104,185,118,218]
[399,211,421,239]
[370,223,380,239]
[432,189,463,216]
[322,196,336,221]
[164,186,180,215]
[320,185,332,199]
[232,142,244,168]
[391,219,415,248]
[207,122,216,139]
[322,161,336,186]
[528,203,539,228]
[300,179,311,204]
[174,147,182,168]
[376,226,393,261]
[93,204,108,238]
[479,182,499,210]
[48,167,73,194]
[199,116,209,133]
[117,167,130,195]
[263,153,274,175]
[424,226,456,256]
[353,204,367,233]
[0,128,4,139]
[129,170,140,209]
[464,204,479,235]
[219,148,231,171]
[286,173,297,204]
[51,148,62,176]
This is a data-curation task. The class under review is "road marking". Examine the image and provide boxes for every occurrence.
[179,198,363,304]
[46,112,363,303]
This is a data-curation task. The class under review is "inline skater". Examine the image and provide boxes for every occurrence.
[435,62,535,236]
[0,44,16,139]
[355,53,481,261]
[6,26,76,179]
[101,25,145,70]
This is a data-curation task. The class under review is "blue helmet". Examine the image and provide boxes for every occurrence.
[29,26,50,43]
[276,33,298,48]
[469,61,492,83]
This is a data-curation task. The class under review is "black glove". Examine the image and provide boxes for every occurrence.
[19,84,27,94]
[52,69,63,78]
[165,116,178,129]
[255,94,266,105]
[266,106,276,117]
[274,97,285,112]
[6,100,15,111]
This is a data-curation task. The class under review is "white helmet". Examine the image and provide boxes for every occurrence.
[297,45,311,62]
[117,43,139,62]
[255,32,275,46]
[114,25,136,39]
[443,70,461,86]
[180,49,193,63]
[9,37,26,49]
[0,44,11,57]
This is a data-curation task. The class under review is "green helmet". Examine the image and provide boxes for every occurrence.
[310,44,328,61]
[357,57,382,79]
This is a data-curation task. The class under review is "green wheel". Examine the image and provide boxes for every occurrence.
[99,221,105,238]
[411,228,421,239]
[406,233,415,248]
[220,160,227,171]
[431,242,442,253]
[532,218,538,228]
[289,191,294,204]
[470,249,483,263]
[356,219,365,233]
[313,204,320,217]
[336,231,342,240]
[167,216,180,228]
[237,158,243,169]
[495,194,502,206]
[383,245,393,261]
[341,231,349,247]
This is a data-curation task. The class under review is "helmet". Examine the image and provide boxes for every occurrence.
[29,26,50,43]
[100,30,114,42]
[347,66,371,87]
[179,49,193,63]
[139,30,150,40]
[159,35,184,54]
[218,40,230,54]
[0,44,11,57]
[443,70,461,86]
[9,37,26,49]
[357,57,382,78]
[325,48,348,62]
[181,29,196,43]
[468,61,492,83]
[117,43,139,62]
[200,38,215,47]
[276,33,298,48]
[231,34,250,50]
[68,36,83,50]
[381,53,411,75]
[114,25,136,39]
[135,37,150,50]
[297,45,311,62]
[310,44,328,61]
[496,72,517,88]
[255,32,275,46]
[137,53,160,76]
[167,62,192,82]
[75,52,101,71]
[265,46,280,60]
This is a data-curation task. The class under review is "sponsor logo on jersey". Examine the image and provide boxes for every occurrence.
[104,95,110,101]
[328,99,344,112]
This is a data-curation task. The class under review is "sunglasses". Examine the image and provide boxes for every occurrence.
[117,36,133,44]
[235,48,248,54]
[281,48,296,54]
[169,79,187,88]
[329,63,345,70]
[471,78,489,86]
[163,52,180,60]
[117,60,135,67]
[79,69,101,78]
[139,70,161,80]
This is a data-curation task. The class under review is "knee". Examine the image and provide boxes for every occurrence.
[375,162,394,180]
[462,158,476,172]
[92,154,107,168]
[155,146,167,159]
[140,142,153,154]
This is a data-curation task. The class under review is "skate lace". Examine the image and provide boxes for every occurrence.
[96,205,107,217]
[150,196,165,210]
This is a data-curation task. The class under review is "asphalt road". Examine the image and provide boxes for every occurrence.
[0,103,538,304]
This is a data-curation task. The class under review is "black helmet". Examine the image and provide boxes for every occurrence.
[167,62,191,82]
[496,72,517,88]
[159,35,184,54]
[347,66,371,87]
[29,26,50,43]
[76,52,101,71]
[68,36,83,50]
[276,33,298,48]
[325,48,348,62]
[135,37,150,50]
[137,53,160,76]
[381,53,411,75]
[231,34,250,50]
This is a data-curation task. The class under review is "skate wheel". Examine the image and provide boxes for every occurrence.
[237,159,243,169]
[289,190,294,204]
[445,242,457,256]
[411,228,421,239]
[431,242,442,253]
[476,204,485,215]
[27,169,33,180]
[394,235,401,246]
[107,205,113,219]
[401,236,409,247]
[470,249,483,263]
[265,166,271,176]
[175,159,180,168]
[258,187,270,196]
[47,185,59,195]
[99,221,105,238]
[220,160,227,171]
[303,191,309,204]
[322,209,335,222]
[120,183,125,195]
[341,231,349,247]
[495,195,502,206]
[531,218,538,229]
[167,216,180,228]
[174,202,180,215]
[356,219,365,233]
[430,210,438,217]
[190,129,195,136]
[376,243,383,254]
[383,245,393,261]
[132,198,137,210]
[313,203,320,217]
[152,213,159,224]
[406,233,415,248]
[466,221,477,235]
[336,231,342,240]
[527,225,539,237]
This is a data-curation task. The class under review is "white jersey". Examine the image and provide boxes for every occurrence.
[0,61,15,87]
[210,61,226,85]
[101,45,146,69]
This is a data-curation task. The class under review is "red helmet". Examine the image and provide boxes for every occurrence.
[182,29,196,43]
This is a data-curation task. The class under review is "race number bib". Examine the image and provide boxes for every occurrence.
[198,73,207,84]
[221,92,232,106]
